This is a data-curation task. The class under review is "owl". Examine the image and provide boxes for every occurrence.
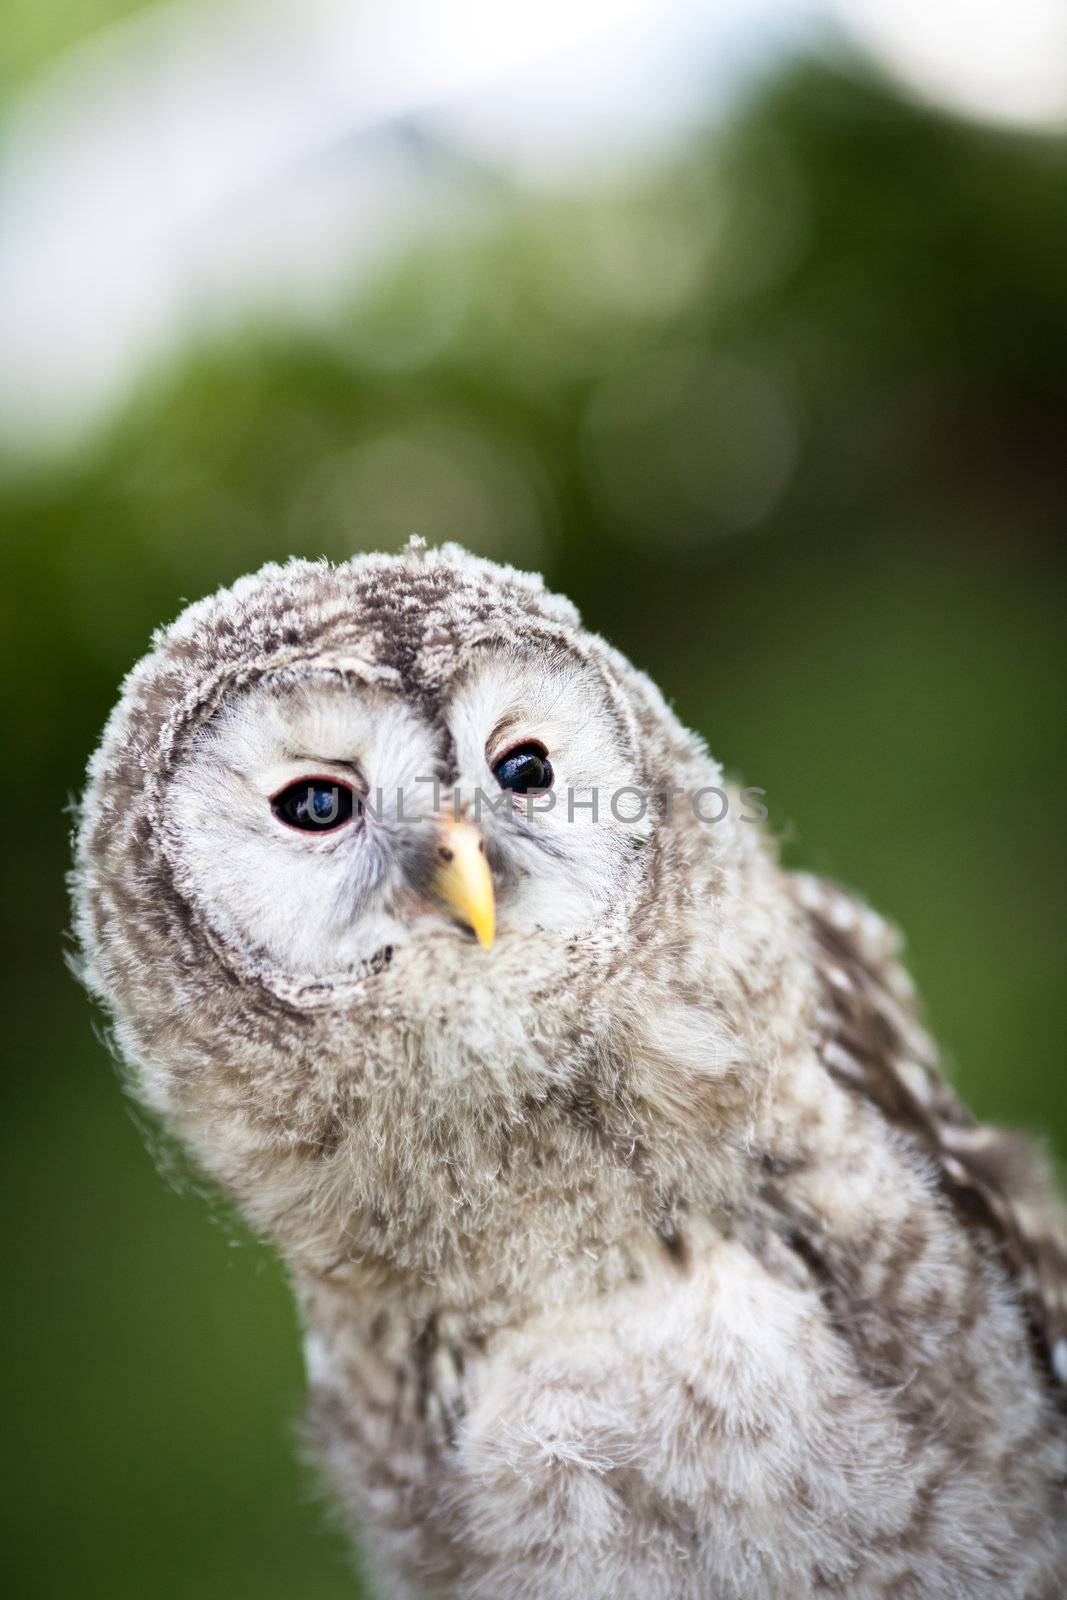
[73,542,1067,1600]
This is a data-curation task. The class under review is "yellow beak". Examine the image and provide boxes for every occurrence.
[430,820,496,950]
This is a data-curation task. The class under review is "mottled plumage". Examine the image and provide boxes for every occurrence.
[73,543,1067,1599]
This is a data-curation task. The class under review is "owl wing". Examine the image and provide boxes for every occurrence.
[791,871,1067,1391]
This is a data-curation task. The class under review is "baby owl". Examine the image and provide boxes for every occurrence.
[73,543,1067,1599]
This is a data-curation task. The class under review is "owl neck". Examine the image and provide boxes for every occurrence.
[211,823,809,1325]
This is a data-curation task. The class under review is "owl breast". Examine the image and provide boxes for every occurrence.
[302,1222,1067,1600]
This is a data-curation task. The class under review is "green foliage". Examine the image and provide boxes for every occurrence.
[0,0,159,100]
[2,58,1065,1598]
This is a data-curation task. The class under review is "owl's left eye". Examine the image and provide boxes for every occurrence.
[492,742,553,794]
[271,778,355,833]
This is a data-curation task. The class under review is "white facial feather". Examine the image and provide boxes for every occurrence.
[166,643,647,983]
[168,674,436,977]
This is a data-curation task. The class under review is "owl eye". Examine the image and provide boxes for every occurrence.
[271,778,355,833]
[492,742,553,794]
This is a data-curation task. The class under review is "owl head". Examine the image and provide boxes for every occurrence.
[73,544,779,1291]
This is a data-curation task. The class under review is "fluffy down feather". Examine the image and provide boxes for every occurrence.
[73,543,1067,1598]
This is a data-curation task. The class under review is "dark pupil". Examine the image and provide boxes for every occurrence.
[273,781,354,831]
[493,746,552,794]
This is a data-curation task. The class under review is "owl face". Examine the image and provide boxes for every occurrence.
[82,547,728,1069]
[165,640,649,986]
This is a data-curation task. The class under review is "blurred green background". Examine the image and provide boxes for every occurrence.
[2,9,1065,1597]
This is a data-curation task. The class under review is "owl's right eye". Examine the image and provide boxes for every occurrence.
[271,778,355,833]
